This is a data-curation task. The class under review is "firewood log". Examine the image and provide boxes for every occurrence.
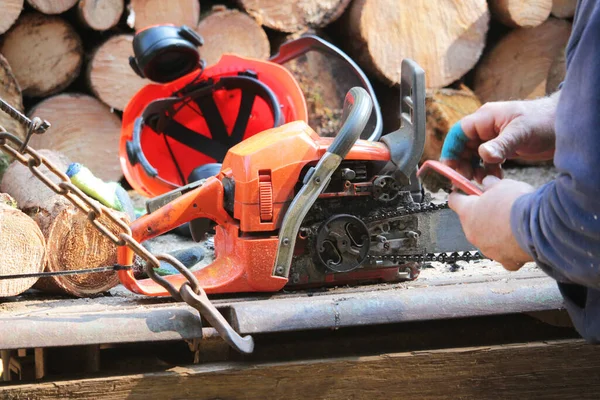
[551,0,577,18]
[129,0,200,30]
[0,150,127,297]
[87,34,147,111]
[0,0,23,34]
[26,0,77,14]
[237,0,352,33]
[0,193,46,297]
[345,0,490,88]
[488,0,552,28]
[0,12,83,97]
[196,6,270,67]
[473,18,572,103]
[77,0,124,31]
[26,93,123,182]
[0,54,26,140]
[421,85,482,163]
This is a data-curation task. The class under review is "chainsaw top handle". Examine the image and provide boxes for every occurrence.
[272,86,373,279]
[329,86,373,158]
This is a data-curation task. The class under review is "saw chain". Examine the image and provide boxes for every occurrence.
[362,201,484,264]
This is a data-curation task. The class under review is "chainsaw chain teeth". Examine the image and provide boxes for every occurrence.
[350,200,483,264]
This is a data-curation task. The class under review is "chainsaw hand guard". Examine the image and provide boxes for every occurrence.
[379,59,426,186]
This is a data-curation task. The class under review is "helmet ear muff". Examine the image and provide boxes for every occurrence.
[129,25,204,83]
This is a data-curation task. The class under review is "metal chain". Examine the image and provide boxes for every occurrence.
[0,99,254,354]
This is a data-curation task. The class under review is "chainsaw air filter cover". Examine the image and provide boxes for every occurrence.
[129,24,204,84]
[121,37,308,197]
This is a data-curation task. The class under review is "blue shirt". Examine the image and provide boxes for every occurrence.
[511,0,600,341]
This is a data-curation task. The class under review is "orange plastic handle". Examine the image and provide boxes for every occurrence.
[117,176,238,296]
[417,160,483,196]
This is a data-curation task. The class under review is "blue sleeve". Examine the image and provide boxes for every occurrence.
[510,0,600,288]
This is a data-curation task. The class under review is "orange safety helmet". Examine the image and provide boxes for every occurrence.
[120,25,308,197]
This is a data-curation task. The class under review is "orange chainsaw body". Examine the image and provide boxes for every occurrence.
[118,121,391,296]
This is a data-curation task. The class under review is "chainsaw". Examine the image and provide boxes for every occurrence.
[113,59,482,351]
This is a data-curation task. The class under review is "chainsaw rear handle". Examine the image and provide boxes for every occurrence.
[270,35,382,142]
[328,86,374,158]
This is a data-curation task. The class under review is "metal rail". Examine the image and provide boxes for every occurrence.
[0,274,564,350]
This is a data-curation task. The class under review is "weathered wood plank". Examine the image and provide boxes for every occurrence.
[1,339,599,399]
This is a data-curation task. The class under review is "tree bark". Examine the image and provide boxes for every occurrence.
[87,34,147,111]
[237,0,352,33]
[77,0,124,31]
[0,150,127,297]
[27,93,123,182]
[551,0,577,18]
[474,18,572,103]
[0,193,46,297]
[129,0,200,30]
[488,0,552,28]
[345,0,490,88]
[26,0,78,14]
[0,12,83,97]
[196,6,270,67]
[421,85,482,163]
[0,0,23,34]
[0,55,26,140]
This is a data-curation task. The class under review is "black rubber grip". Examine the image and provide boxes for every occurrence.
[327,87,373,158]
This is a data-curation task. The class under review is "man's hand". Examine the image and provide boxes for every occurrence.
[443,93,559,182]
[448,176,535,271]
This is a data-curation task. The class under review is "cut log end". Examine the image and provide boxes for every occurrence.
[1,150,125,298]
[474,18,572,103]
[27,94,123,182]
[0,12,83,97]
[78,0,124,31]
[0,197,46,297]
[238,0,352,32]
[129,0,200,30]
[34,207,123,297]
[489,0,552,28]
[197,7,270,67]
[87,34,147,111]
[346,0,490,88]
[0,0,23,34]
[26,0,78,14]
[422,86,482,163]
[0,54,26,140]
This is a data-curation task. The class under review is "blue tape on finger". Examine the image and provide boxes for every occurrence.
[440,121,469,161]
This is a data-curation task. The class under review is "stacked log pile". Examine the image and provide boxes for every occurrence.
[0,0,574,296]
